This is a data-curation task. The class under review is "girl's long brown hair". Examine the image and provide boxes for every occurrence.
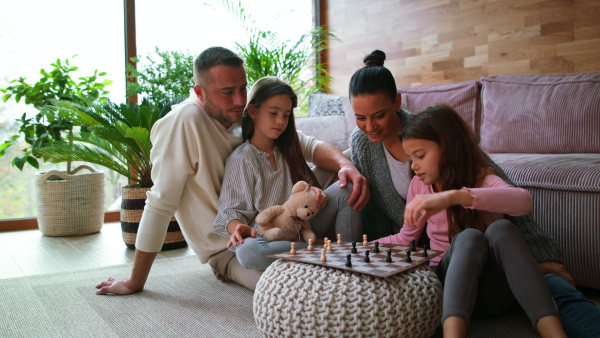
[400,103,494,240]
[242,76,320,188]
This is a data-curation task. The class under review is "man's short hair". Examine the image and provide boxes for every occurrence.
[193,47,244,86]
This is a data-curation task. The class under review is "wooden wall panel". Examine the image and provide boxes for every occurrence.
[323,0,600,94]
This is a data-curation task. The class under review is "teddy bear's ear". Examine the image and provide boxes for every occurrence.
[292,180,309,194]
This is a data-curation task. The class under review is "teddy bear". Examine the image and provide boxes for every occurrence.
[255,181,321,242]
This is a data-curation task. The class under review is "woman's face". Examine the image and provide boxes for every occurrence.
[351,92,401,144]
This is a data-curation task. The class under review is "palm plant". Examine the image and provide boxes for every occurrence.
[36,98,174,188]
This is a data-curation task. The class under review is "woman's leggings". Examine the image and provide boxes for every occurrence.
[434,219,559,328]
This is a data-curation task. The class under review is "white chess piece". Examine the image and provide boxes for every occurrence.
[290,242,296,255]
[363,234,368,246]
[320,248,327,262]
[337,234,342,245]
[307,238,314,251]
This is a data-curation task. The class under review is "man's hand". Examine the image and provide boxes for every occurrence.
[539,261,576,287]
[227,223,256,249]
[96,277,140,295]
[338,165,370,211]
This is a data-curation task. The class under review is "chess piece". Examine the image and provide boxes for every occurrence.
[374,242,380,253]
[362,234,368,246]
[324,237,329,246]
[290,242,296,255]
[410,240,416,252]
[351,241,358,254]
[337,234,342,245]
[364,250,371,263]
[345,254,352,267]
[386,249,393,262]
[320,248,327,262]
[422,245,428,257]
[307,238,314,251]
[327,240,333,251]
[405,249,412,263]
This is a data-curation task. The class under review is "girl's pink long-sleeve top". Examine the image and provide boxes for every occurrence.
[376,174,532,266]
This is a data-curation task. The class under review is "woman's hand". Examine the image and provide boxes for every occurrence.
[539,261,576,287]
[310,186,328,209]
[227,223,256,249]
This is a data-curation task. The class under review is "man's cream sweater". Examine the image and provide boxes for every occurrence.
[136,94,321,263]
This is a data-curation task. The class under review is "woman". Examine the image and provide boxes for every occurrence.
[348,49,600,337]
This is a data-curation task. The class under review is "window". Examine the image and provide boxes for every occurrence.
[0,0,313,224]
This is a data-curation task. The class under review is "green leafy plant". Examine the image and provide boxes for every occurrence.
[126,48,194,107]
[207,0,336,113]
[36,98,177,188]
[0,56,113,171]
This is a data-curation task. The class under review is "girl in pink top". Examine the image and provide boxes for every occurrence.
[375,104,566,338]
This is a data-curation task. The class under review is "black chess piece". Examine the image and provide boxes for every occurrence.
[405,249,412,263]
[345,254,352,267]
[422,246,428,257]
[351,241,358,254]
[364,250,370,263]
[410,239,416,252]
[374,242,380,253]
[385,249,393,262]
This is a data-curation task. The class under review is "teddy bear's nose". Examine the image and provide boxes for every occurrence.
[306,212,311,217]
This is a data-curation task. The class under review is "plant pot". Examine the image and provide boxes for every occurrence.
[120,185,187,251]
[34,165,104,236]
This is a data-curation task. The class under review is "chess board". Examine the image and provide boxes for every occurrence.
[267,242,442,278]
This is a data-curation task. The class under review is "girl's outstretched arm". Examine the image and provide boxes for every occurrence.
[463,174,532,216]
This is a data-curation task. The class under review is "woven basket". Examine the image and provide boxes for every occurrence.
[35,165,104,237]
[120,185,187,251]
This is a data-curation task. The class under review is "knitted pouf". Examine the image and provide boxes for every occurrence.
[254,259,443,338]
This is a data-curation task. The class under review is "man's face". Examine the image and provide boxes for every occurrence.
[195,65,247,128]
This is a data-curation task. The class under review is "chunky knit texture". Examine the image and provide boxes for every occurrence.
[254,259,442,338]
[350,109,562,264]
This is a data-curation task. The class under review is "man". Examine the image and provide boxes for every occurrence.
[96,46,370,294]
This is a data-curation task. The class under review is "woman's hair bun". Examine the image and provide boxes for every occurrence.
[363,49,386,67]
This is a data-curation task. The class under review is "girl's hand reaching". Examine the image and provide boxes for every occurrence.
[227,223,256,249]
[405,190,472,228]
[309,186,328,209]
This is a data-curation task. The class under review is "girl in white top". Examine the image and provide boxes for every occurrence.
[214,77,361,270]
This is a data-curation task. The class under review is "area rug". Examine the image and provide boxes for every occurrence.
[0,254,539,337]
[0,255,261,337]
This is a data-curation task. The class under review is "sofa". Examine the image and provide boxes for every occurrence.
[296,71,600,291]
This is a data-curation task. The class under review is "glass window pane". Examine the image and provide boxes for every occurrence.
[0,0,126,219]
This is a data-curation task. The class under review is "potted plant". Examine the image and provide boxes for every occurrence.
[37,98,187,250]
[0,56,112,236]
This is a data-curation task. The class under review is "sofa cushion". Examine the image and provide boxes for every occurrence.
[295,115,349,151]
[308,92,346,117]
[480,72,600,154]
[489,153,600,193]
[397,81,481,138]
[307,92,357,143]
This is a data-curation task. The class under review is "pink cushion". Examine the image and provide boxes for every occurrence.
[397,81,481,139]
[480,72,600,153]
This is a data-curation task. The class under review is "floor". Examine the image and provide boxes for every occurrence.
[1,222,599,309]
[0,222,194,280]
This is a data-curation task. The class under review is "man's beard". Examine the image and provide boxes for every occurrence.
[204,98,235,127]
